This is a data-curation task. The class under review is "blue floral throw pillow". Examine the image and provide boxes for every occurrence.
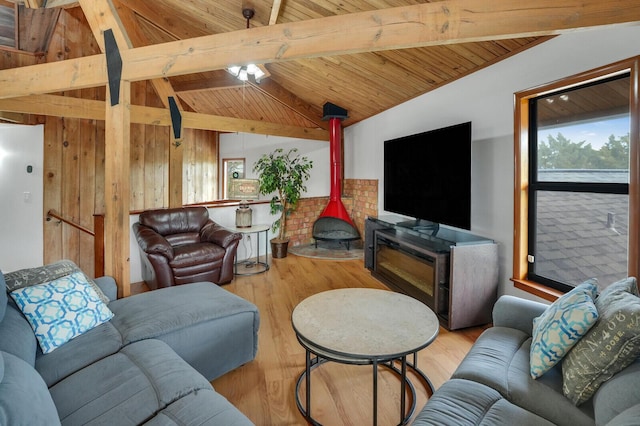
[10,271,114,354]
[529,279,599,379]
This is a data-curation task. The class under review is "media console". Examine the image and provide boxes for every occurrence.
[365,216,498,330]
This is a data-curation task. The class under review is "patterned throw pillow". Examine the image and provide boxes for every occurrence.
[529,279,599,379]
[562,277,640,405]
[9,271,114,354]
[3,259,110,304]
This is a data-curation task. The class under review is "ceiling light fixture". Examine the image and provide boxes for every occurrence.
[226,8,268,83]
[228,64,266,82]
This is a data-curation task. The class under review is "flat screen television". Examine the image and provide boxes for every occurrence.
[384,121,471,230]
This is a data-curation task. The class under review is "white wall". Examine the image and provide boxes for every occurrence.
[0,124,44,272]
[345,24,640,301]
[219,132,331,197]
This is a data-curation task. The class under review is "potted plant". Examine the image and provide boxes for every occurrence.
[253,148,313,258]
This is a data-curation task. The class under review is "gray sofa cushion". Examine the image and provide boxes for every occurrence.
[0,271,7,321]
[413,378,556,426]
[592,359,640,425]
[453,327,594,426]
[0,303,38,366]
[0,351,60,426]
[0,271,38,366]
[36,321,123,387]
[49,339,212,425]
[109,282,259,380]
[492,295,548,335]
[452,326,530,395]
[606,404,640,426]
[143,388,254,426]
[94,276,117,302]
[108,282,256,345]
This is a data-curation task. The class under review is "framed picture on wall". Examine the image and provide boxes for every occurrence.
[222,158,245,199]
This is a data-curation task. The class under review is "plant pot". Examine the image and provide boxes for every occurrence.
[271,238,290,259]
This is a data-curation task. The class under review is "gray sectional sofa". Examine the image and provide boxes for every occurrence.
[0,269,259,425]
[414,294,640,426]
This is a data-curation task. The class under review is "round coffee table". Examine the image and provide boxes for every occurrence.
[292,288,439,426]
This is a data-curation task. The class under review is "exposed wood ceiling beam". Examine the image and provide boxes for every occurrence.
[23,0,43,8]
[78,0,130,48]
[112,1,185,111]
[0,94,330,140]
[269,0,283,25]
[1,0,638,101]
[86,0,640,82]
[0,111,25,123]
[79,0,182,111]
[0,94,104,119]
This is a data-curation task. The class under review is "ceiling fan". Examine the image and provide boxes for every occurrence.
[227,7,270,83]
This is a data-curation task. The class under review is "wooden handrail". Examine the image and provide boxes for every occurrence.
[46,209,105,278]
[46,209,95,236]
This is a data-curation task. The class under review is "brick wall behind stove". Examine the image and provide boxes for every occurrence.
[287,179,378,247]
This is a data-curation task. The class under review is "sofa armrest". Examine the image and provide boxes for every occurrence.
[594,359,640,425]
[133,223,174,260]
[200,222,242,249]
[492,295,549,336]
[94,276,117,301]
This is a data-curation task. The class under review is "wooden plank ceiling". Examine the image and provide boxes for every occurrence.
[1,0,553,131]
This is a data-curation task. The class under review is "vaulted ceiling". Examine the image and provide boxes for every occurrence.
[0,0,639,138]
[119,0,547,130]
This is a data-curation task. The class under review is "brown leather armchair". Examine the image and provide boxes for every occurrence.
[132,207,242,290]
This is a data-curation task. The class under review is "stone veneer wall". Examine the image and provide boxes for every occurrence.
[286,179,378,247]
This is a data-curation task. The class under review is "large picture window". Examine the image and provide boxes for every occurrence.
[529,75,630,292]
[514,59,639,299]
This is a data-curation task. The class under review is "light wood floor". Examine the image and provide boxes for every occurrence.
[204,254,486,426]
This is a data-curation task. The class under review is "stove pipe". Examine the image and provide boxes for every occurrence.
[318,102,356,228]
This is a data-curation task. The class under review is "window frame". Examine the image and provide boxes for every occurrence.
[513,57,640,301]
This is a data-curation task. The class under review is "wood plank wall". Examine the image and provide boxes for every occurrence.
[0,8,219,277]
[183,129,219,204]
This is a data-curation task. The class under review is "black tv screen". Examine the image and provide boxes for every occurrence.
[384,121,471,230]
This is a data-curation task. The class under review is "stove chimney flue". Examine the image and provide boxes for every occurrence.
[322,102,348,121]
[317,102,357,229]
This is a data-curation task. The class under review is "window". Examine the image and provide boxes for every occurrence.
[514,58,640,299]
